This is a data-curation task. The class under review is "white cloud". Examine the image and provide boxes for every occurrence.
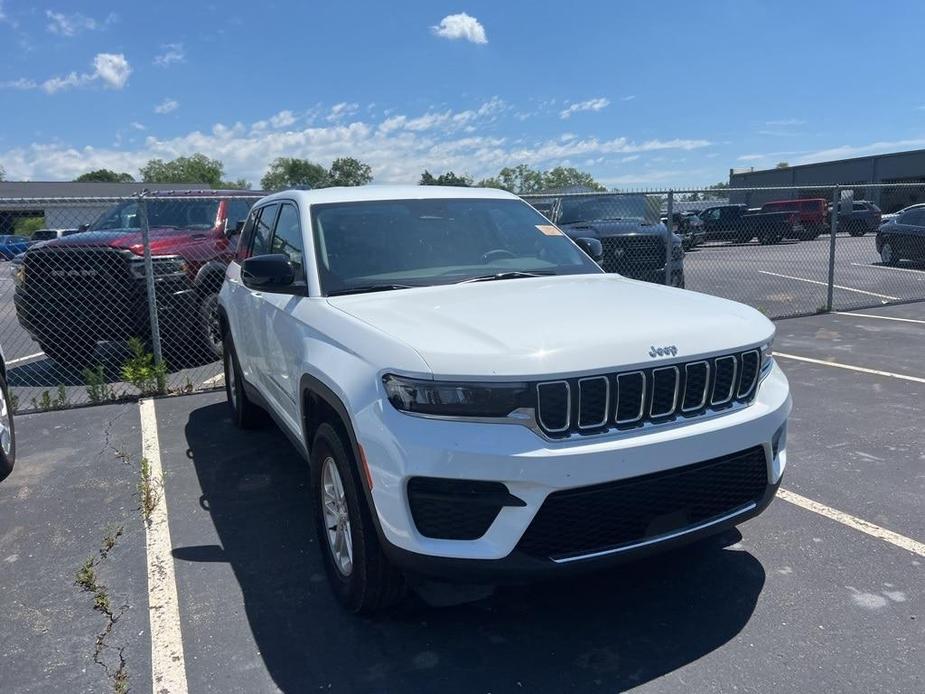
[560,97,610,119]
[738,154,766,162]
[11,52,132,93]
[795,138,925,165]
[764,118,805,127]
[621,95,636,102]
[269,110,297,128]
[154,98,179,114]
[45,10,115,36]
[93,53,131,89]
[326,102,359,122]
[154,43,185,67]
[431,13,487,44]
[130,121,146,131]
[621,155,640,163]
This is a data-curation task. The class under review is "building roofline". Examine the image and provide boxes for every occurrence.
[731,147,925,177]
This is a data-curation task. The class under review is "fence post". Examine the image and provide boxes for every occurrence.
[665,190,674,285]
[826,185,840,312]
[137,192,164,368]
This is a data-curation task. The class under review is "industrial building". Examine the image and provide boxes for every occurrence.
[728,148,925,212]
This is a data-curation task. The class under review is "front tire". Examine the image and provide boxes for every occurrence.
[880,241,899,266]
[0,371,16,483]
[196,291,224,361]
[311,423,405,613]
[223,334,265,429]
[759,230,782,245]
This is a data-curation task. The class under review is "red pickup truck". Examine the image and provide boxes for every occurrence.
[13,190,259,368]
[761,198,828,239]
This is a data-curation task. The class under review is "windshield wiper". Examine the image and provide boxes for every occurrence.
[327,284,415,296]
[457,270,555,284]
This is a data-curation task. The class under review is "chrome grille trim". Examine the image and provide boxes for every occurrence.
[737,350,760,399]
[536,381,571,433]
[577,376,610,430]
[682,360,710,412]
[615,371,646,424]
[711,355,738,405]
[649,366,680,418]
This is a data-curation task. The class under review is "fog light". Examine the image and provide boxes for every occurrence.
[772,422,786,458]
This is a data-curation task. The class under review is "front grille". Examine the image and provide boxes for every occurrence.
[599,236,666,276]
[22,248,143,336]
[517,446,769,560]
[535,349,760,438]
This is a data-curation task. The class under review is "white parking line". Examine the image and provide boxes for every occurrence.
[201,372,224,387]
[778,489,925,558]
[835,311,925,325]
[850,262,925,275]
[7,351,44,365]
[139,399,189,694]
[775,352,925,384]
[757,270,900,301]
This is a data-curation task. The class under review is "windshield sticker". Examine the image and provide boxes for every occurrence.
[536,224,563,236]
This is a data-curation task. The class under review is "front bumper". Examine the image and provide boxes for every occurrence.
[357,362,791,579]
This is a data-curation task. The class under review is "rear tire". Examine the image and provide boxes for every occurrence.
[759,230,782,245]
[311,422,405,613]
[848,221,867,237]
[0,371,16,483]
[223,333,265,429]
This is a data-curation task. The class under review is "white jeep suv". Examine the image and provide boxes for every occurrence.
[218,186,791,613]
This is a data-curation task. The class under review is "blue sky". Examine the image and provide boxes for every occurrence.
[2,0,925,187]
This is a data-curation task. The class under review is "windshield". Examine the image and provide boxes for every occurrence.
[91,199,220,231]
[312,198,601,295]
[31,230,58,241]
[556,195,658,225]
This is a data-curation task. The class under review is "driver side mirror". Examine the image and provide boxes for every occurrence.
[226,219,245,237]
[575,237,603,263]
[241,254,303,294]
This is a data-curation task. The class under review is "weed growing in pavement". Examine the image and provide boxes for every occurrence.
[83,365,116,404]
[30,386,70,411]
[138,457,163,522]
[121,338,168,396]
[74,526,128,694]
[9,393,18,414]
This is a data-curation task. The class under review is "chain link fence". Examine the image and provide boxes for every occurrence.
[1,184,924,413]
[0,192,261,413]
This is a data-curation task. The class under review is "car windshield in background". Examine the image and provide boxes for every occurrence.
[556,195,659,225]
[31,230,58,241]
[91,200,220,231]
[312,198,601,295]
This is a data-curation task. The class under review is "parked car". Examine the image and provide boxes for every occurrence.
[699,204,801,244]
[30,228,83,242]
[12,190,259,368]
[761,198,828,239]
[880,202,925,225]
[661,212,705,250]
[876,206,925,265]
[219,185,791,613]
[0,345,15,483]
[0,234,33,260]
[834,201,881,236]
[553,194,685,286]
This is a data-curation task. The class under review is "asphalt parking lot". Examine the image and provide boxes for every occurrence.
[1,303,923,693]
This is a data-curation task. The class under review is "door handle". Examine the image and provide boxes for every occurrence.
[250,291,263,298]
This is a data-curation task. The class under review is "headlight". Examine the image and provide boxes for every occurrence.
[383,374,532,418]
[759,340,774,379]
[10,260,25,287]
[129,256,188,279]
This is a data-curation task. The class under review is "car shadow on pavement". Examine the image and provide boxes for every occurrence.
[179,402,766,693]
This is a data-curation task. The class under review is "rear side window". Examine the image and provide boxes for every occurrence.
[252,203,279,257]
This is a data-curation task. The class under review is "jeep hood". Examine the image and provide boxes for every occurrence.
[327,274,773,379]
[41,228,211,255]
[559,220,668,240]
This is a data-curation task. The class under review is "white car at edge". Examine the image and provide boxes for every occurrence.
[218,185,792,613]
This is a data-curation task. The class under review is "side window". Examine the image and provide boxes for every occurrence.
[235,210,258,261]
[252,203,279,257]
[269,203,306,281]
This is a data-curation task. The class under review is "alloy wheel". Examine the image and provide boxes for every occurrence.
[321,456,353,576]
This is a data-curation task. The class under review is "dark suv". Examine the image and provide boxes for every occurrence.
[13,190,259,367]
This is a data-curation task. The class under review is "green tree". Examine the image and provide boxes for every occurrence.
[15,216,46,236]
[702,180,730,201]
[776,161,790,169]
[219,178,251,190]
[540,166,607,192]
[419,170,473,187]
[260,157,329,190]
[140,153,225,187]
[74,169,136,183]
[328,157,373,187]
